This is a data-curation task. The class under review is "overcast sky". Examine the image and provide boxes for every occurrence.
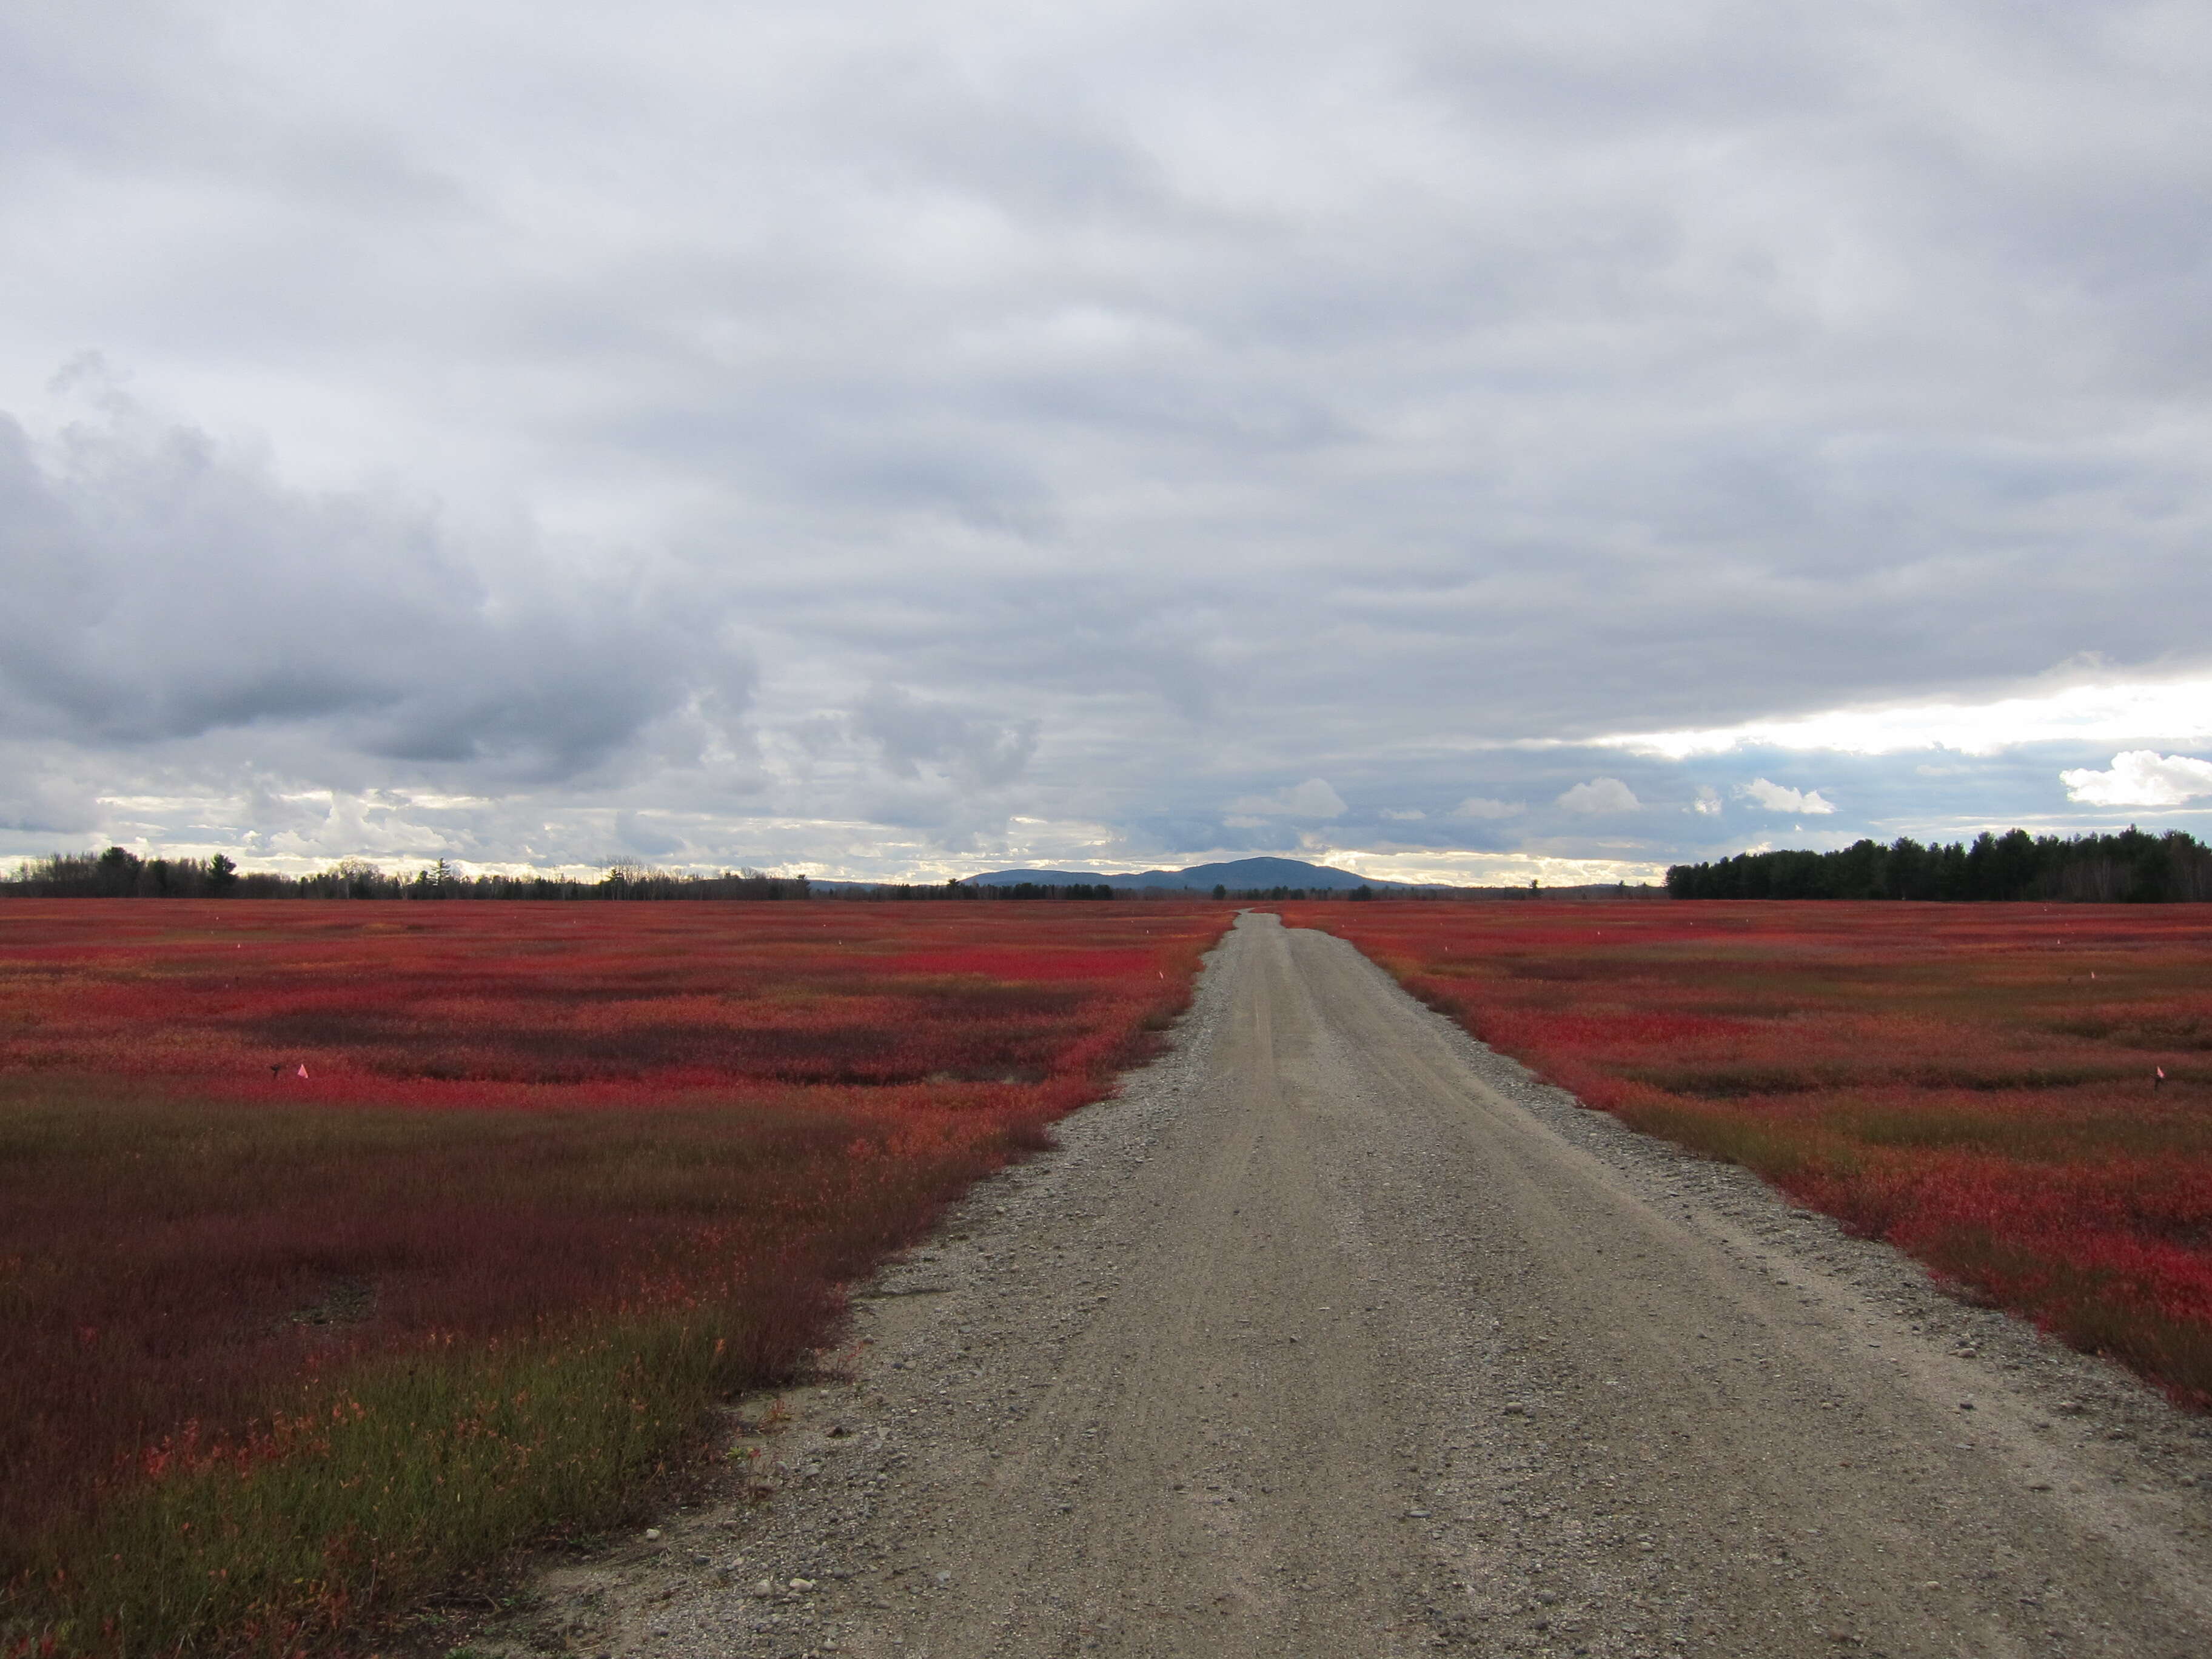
[4,1,2210,882]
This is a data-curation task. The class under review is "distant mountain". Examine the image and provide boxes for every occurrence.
[1171,857,1410,891]
[963,856,1411,891]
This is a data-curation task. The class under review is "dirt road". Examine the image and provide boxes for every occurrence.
[501,913,2212,1658]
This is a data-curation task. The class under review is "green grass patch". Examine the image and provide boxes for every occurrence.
[21,1310,759,1658]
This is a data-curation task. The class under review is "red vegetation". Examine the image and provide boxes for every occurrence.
[1289,900,2212,1408]
[0,900,1226,1654]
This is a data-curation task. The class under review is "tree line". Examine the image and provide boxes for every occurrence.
[1666,827,2212,903]
[2,850,812,900]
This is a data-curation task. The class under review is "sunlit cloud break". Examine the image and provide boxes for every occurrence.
[1326,848,1667,888]
[1589,676,2212,760]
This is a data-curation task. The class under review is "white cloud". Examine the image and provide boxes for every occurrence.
[1691,786,1723,816]
[1451,797,1524,820]
[2059,751,2212,808]
[1227,778,1347,819]
[1556,779,1640,815]
[1738,778,1836,814]
[1379,807,1426,821]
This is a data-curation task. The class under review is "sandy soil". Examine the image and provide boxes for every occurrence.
[468,912,2212,1658]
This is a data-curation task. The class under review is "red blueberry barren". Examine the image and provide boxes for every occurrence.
[0,898,1230,1657]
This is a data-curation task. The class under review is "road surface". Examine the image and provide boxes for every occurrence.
[503,912,2212,1658]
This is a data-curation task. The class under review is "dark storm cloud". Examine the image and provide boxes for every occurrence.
[0,390,744,781]
[1,3,2208,876]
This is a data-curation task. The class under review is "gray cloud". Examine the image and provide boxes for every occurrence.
[1227,779,1347,820]
[1452,797,1525,820]
[0,384,743,783]
[2,4,2209,878]
[851,685,1039,790]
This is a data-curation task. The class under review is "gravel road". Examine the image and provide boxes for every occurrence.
[488,912,2212,1659]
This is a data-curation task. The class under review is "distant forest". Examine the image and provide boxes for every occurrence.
[2,850,814,901]
[1666,827,2212,903]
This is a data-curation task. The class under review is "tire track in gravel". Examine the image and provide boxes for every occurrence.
[488,911,2212,1659]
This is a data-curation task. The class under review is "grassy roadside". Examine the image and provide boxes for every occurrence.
[4,1086,1044,1658]
[42,1312,756,1658]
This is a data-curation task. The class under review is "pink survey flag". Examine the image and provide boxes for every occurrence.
[296,1063,310,1079]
